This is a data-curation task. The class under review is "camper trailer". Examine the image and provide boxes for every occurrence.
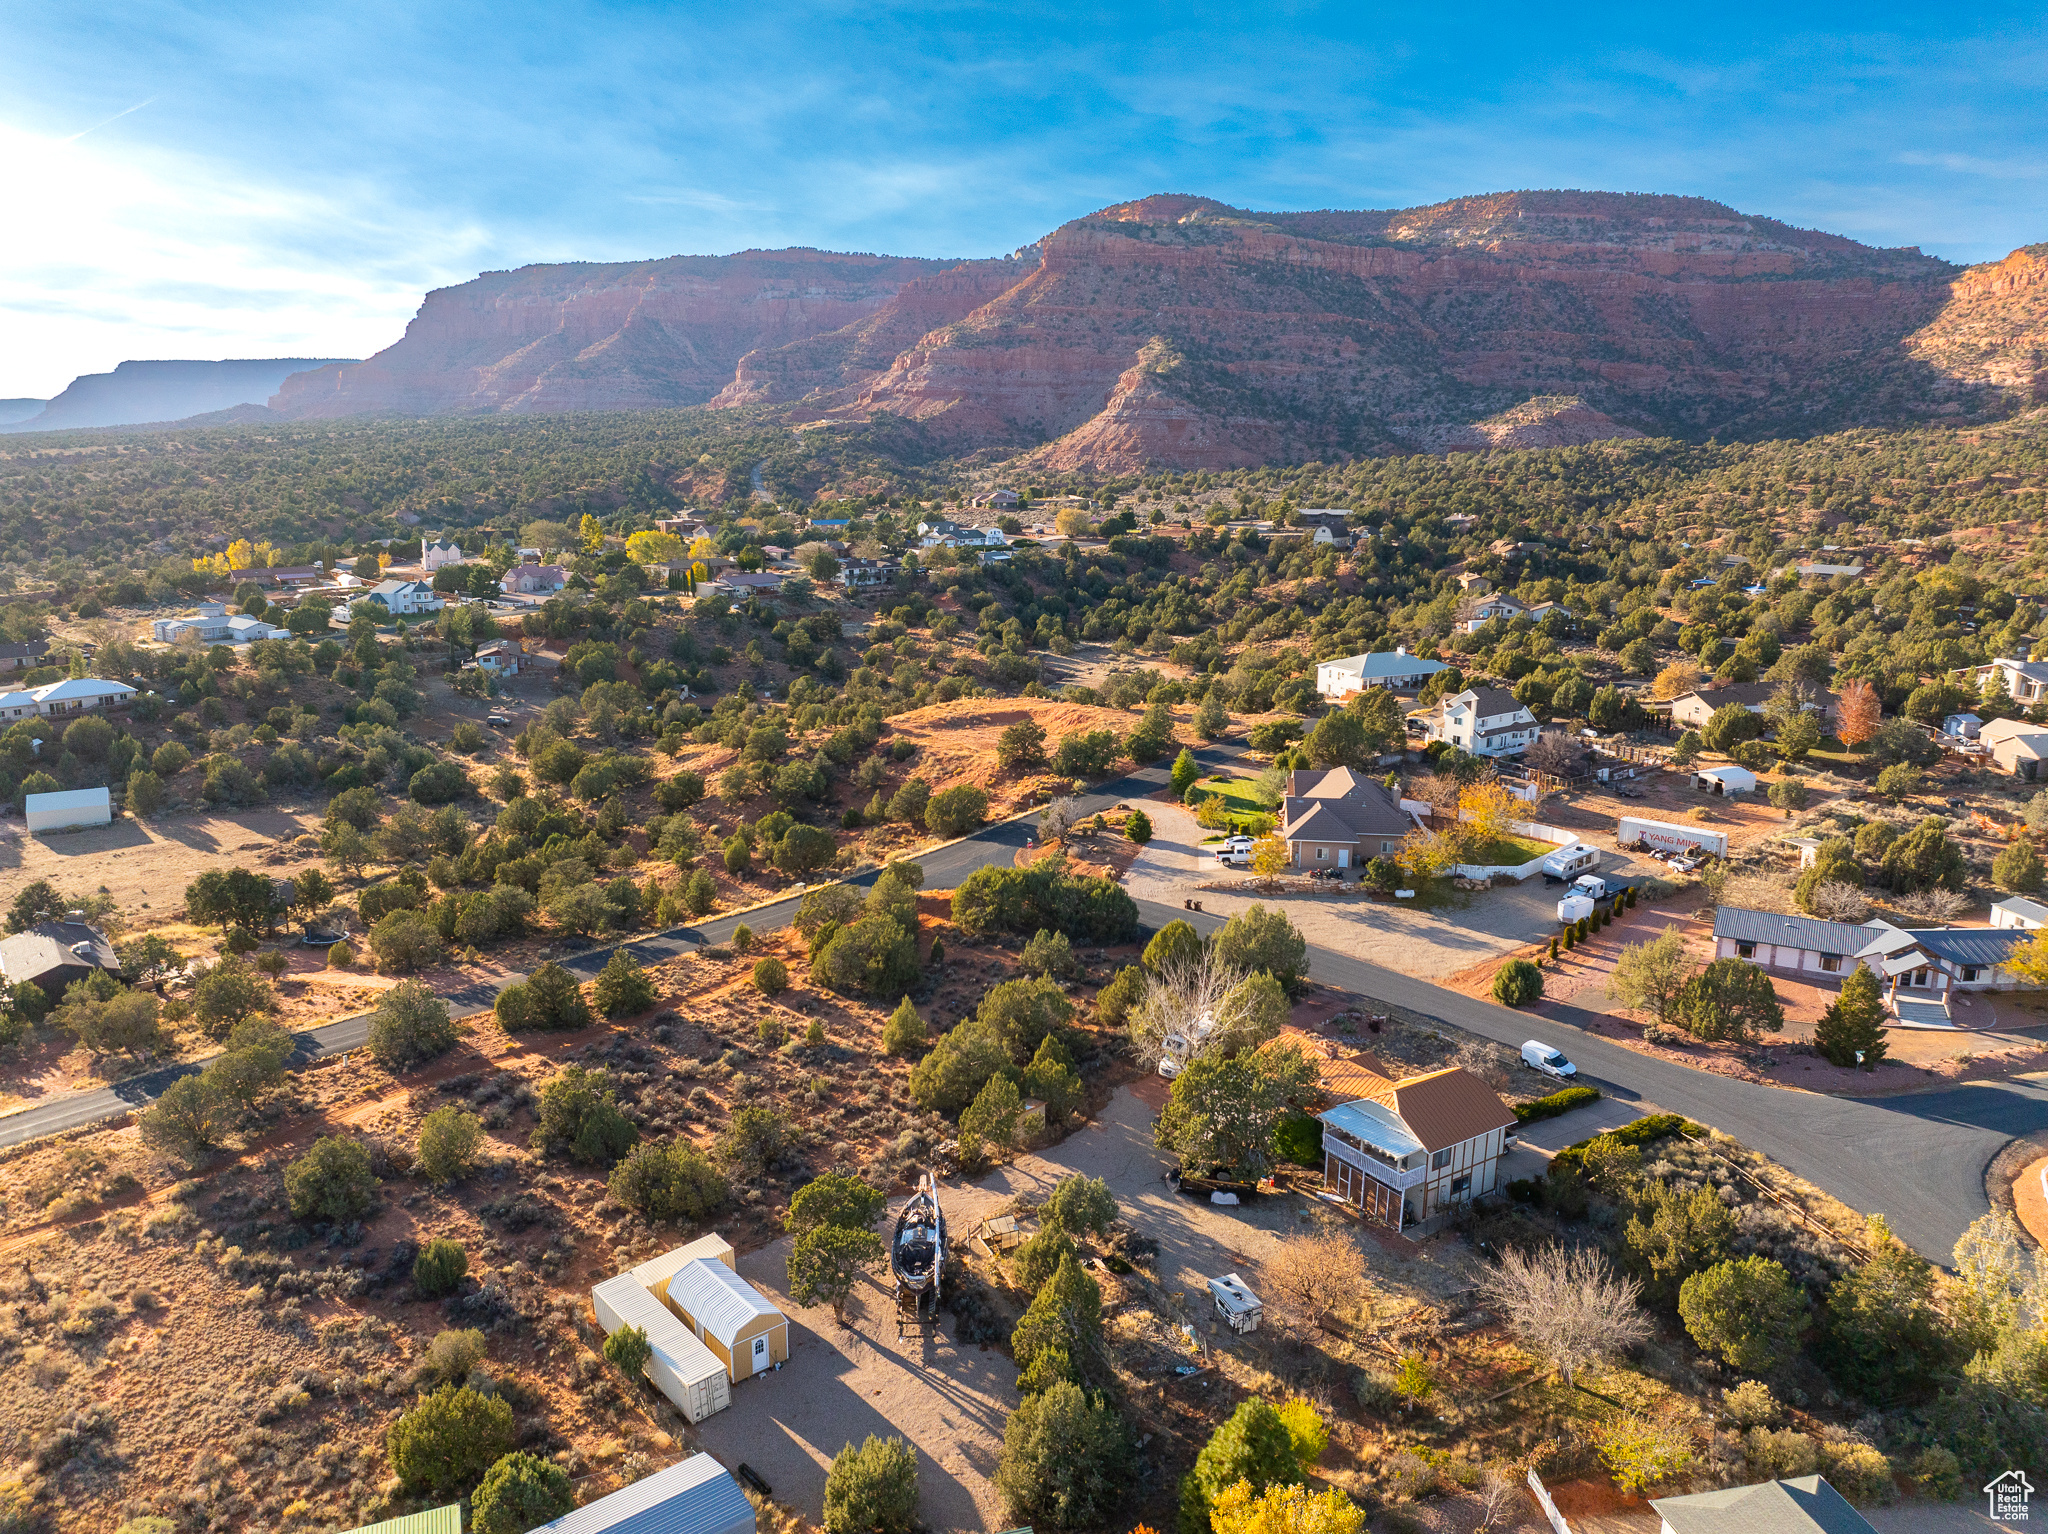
[1540,844,1600,884]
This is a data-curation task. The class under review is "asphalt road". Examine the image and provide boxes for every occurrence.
[5,737,2039,1261]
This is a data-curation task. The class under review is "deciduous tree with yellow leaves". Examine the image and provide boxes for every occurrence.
[1458,781,1517,845]
[625,530,684,565]
[192,538,282,577]
[1209,1480,1363,1534]
[579,514,606,553]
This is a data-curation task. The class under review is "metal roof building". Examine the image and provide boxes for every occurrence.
[1711,909,1880,959]
[24,786,110,833]
[341,1506,461,1534]
[530,1453,756,1534]
[666,1258,788,1381]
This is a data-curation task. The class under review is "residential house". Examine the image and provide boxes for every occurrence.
[1714,905,2031,1024]
[499,565,567,596]
[1456,593,1527,633]
[28,678,139,716]
[0,640,52,672]
[1667,681,1835,732]
[523,1453,755,1534]
[1794,561,1866,579]
[466,641,526,677]
[1978,717,2048,780]
[1974,655,2048,705]
[1942,711,1984,740]
[0,692,38,722]
[1279,767,1418,870]
[706,571,784,597]
[916,518,1007,551]
[1423,686,1539,758]
[1651,1475,1877,1534]
[1456,573,1491,594]
[1306,1045,1519,1230]
[1292,509,1353,547]
[837,557,900,591]
[653,516,713,540]
[1315,647,1448,700]
[968,488,1020,509]
[1992,896,2048,930]
[1524,600,1575,628]
[0,918,121,994]
[152,600,290,645]
[420,538,464,571]
[353,579,443,617]
[1443,513,1479,532]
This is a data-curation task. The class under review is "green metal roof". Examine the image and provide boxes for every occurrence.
[342,1506,462,1534]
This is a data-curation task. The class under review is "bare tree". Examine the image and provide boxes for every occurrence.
[1890,887,1969,922]
[1039,796,1079,843]
[1125,948,1287,1069]
[1262,1229,1369,1330]
[1478,1244,1650,1387]
[1407,772,1462,813]
[1524,733,1584,777]
[1472,1463,1525,1533]
[1809,880,1873,923]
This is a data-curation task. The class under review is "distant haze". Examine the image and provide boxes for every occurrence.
[1,359,356,434]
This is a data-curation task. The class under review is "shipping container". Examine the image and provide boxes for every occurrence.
[1617,816,1729,859]
[592,1274,730,1423]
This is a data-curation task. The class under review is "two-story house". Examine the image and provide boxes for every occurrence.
[1278,767,1418,871]
[1425,686,1539,758]
[353,579,443,617]
[1314,646,1448,700]
[837,558,901,591]
[1456,593,1528,633]
[499,565,567,596]
[1970,656,2048,705]
[421,538,465,571]
[1278,1029,1516,1231]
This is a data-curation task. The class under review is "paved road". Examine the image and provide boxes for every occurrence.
[6,737,2041,1260]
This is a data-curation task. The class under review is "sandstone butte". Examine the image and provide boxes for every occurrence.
[269,191,2048,471]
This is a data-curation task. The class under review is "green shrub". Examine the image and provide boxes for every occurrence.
[753,955,788,994]
[882,996,926,1055]
[367,979,458,1070]
[1512,1085,1601,1124]
[1491,958,1543,1007]
[608,1139,731,1221]
[592,948,656,1018]
[472,1451,575,1534]
[1722,1380,1780,1429]
[825,1434,920,1534]
[284,1135,377,1223]
[1274,1111,1323,1166]
[385,1383,514,1493]
[417,1105,484,1185]
[603,1323,652,1378]
[413,1238,469,1297]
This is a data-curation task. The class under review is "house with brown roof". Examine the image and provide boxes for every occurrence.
[1278,767,1417,872]
[1266,1028,1517,1231]
[1668,681,1836,732]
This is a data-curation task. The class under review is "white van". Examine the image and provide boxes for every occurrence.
[1521,1041,1577,1080]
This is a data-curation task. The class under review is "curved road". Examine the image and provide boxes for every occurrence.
[6,742,2041,1260]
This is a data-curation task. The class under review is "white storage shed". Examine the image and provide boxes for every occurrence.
[528,1451,755,1534]
[25,787,111,833]
[667,1257,789,1381]
[1691,765,1757,797]
[591,1274,731,1423]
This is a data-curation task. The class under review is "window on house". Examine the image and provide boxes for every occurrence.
[1430,1149,1452,1170]
[1820,955,1842,973]
[1450,1174,1472,1197]
[1962,966,1981,982]
[1316,847,1327,861]
[1912,968,1931,988]
[1736,941,1756,959]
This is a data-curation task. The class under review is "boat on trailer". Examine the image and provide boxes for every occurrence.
[892,1171,946,1334]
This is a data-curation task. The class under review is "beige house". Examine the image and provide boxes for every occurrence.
[668,1256,788,1381]
[1979,717,2048,779]
[1668,681,1835,732]
[1278,766,1416,871]
[1286,1030,1517,1231]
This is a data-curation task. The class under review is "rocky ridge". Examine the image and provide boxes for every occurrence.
[263,191,2048,468]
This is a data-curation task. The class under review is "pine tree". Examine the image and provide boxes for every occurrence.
[1813,966,1888,1069]
[1171,747,1200,800]
[1010,1253,1103,1391]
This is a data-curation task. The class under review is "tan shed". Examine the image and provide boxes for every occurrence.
[666,1257,788,1382]
[631,1233,736,1309]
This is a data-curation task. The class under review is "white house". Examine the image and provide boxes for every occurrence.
[152,601,289,645]
[1991,896,2048,931]
[1456,593,1528,633]
[0,692,38,722]
[1315,647,1448,699]
[916,519,1007,550]
[1942,712,1984,740]
[351,579,443,617]
[28,678,139,716]
[1973,656,2048,705]
[467,641,526,677]
[25,787,110,833]
[1425,686,1538,758]
[421,538,465,571]
[1715,906,2031,1024]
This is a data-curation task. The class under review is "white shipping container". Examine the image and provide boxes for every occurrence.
[1617,816,1729,859]
[25,786,110,834]
[592,1275,731,1423]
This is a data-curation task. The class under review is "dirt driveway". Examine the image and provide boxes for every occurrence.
[1125,803,1667,981]
[0,806,326,917]
[693,1083,1475,1532]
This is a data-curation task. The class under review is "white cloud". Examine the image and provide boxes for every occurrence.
[0,117,492,396]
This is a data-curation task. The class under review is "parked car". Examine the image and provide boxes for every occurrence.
[1521,1040,1577,1080]
[486,713,511,726]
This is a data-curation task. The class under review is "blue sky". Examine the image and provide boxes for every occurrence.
[3,1,2045,397]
